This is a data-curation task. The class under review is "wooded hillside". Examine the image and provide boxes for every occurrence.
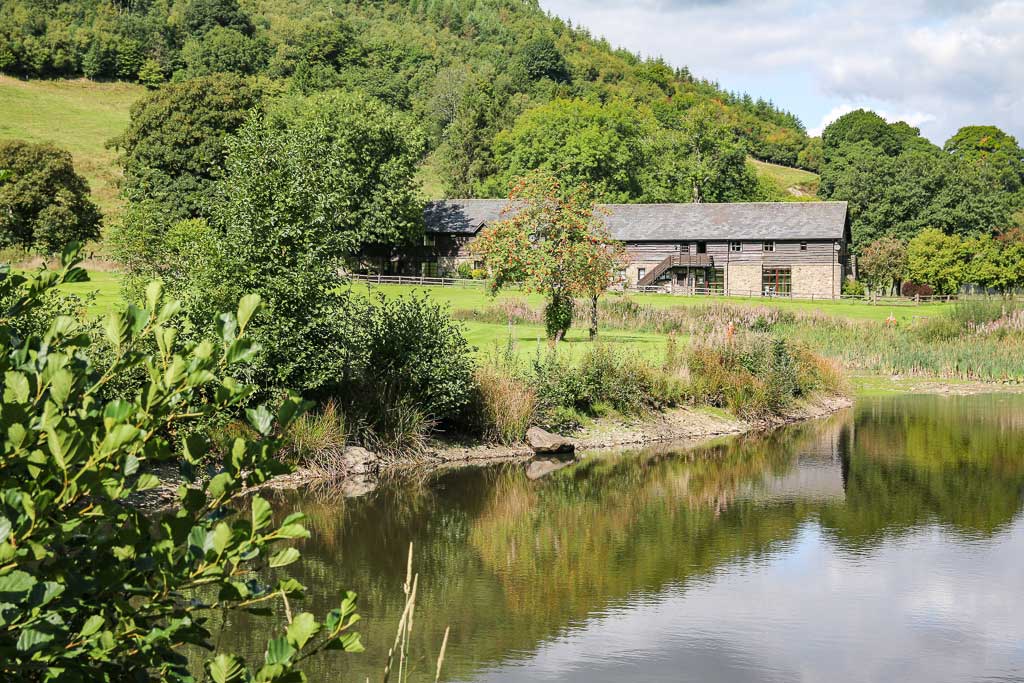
[0,0,813,199]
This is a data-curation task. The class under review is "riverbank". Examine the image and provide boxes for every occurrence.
[140,372,1024,507]
[253,392,853,499]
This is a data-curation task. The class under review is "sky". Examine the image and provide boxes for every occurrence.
[539,0,1024,144]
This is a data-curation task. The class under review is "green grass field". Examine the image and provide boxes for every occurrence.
[62,270,1024,386]
[749,157,819,199]
[350,282,947,324]
[0,76,144,223]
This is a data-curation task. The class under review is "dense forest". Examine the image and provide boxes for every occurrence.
[0,0,812,200]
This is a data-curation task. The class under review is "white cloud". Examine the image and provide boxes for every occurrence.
[542,0,1024,144]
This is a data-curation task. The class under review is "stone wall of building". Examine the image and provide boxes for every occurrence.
[726,263,762,295]
[792,264,842,298]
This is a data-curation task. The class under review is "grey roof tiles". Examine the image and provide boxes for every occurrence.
[423,199,849,241]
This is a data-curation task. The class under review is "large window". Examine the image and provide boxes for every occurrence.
[762,268,791,296]
[421,260,439,277]
[705,268,725,294]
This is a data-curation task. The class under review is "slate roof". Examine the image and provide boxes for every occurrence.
[424,200,849,241]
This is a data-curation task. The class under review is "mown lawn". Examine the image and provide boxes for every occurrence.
[0,76,144,222]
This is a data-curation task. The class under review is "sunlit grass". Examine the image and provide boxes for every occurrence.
[0,76,144,224]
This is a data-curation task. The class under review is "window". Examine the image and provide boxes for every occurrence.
[696,242,707,254]
[705,268,725,294]
[762,268,791,297]
[616,268,627,282]
[473,261,485,270]
[423,234,436,247]
[730,241,742,252]
[421,261,439,277]
[637,268,647,282]
[763,241,776,252]
[800,242,808,251]
[680,244,690,254]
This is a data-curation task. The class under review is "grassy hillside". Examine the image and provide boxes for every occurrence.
[750,157,819,200]
[0,76,144,223]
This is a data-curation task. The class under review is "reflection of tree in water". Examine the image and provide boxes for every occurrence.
[821,395,1024,546]
[205,395,1024,682]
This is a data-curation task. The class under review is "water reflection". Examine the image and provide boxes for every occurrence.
[215,394,1024,682]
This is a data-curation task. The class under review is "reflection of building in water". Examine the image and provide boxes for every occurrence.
[738,419,849,503]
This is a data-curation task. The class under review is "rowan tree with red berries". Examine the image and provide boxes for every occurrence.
[471,171,627,340]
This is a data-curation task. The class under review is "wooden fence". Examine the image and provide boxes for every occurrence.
[348,274,969,304]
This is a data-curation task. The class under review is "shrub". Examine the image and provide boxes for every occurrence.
[529,344,683,427]
[0,252,364,681]
[901,282,935,298]
[456,261,474,279]
[842,278,866,296]
[341,293,476,447]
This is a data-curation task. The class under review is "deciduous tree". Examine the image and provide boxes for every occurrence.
[471,171,626,340]
[0,141,101,253]
[857,237,907,295]
[907,228,966,295]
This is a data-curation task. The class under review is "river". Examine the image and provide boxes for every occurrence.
[212,394,1024,682]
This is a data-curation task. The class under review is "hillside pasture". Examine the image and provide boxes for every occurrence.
[0,76,143,222]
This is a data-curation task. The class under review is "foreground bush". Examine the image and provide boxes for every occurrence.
[0,253,363,681]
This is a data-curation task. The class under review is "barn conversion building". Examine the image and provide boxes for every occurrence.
[397,199,850,298]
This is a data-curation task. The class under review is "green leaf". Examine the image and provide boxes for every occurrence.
[135,473,160,491]
[237,294,262,333]
[274,524,309,540]
[286,612,319,650]
[264,636,295,666]
[251,496,272,534]
[268,547,300,568]
[0,517,10,545]
[48,369,74,406]
[208,472,236,500]
[0,570,35,598]
[226,338,258,365]
[103,311,127,349]
[217,313,238,345]
[4,371,29,403]
[245,405,274,436]
[79,615,104,638]
[212,522,232,555]
[157,299,182,325]
[207,653,246,683]
[276,395,311,431]
[16,625,54,652]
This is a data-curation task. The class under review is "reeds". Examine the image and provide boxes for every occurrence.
[382,544,450,683]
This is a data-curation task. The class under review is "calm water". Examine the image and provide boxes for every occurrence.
[218,395,1024,682]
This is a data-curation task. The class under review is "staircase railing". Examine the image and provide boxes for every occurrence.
[636,253,714,287]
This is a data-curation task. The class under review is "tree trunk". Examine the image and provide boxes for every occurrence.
[589,294,598,340]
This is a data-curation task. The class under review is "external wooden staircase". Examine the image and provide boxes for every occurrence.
[636,253,714,288]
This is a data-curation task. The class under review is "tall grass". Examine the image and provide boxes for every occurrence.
[472,364,537,445]
[280,400,348,477]
[460,297,1024,383]
[686,333,845,420]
